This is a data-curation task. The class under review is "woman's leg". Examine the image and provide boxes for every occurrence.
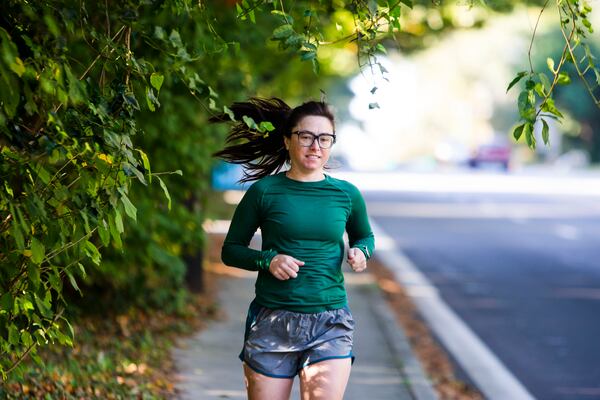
[243,362,294,400]
[298,358,352,400]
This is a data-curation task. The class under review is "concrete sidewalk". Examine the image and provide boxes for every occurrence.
[172,266,437,399]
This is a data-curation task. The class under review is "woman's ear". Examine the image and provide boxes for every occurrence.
[284,136,290,150]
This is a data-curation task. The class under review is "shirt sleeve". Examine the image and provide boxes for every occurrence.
[221,182,277,271]
[346,184,375,260]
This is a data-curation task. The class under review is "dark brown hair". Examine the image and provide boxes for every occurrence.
[211,97,335,183]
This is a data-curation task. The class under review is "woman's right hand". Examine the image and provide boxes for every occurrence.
[269,254,305,280]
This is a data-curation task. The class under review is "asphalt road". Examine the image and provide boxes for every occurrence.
[365,190,600,400]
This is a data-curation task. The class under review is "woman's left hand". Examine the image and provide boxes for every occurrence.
[347,247,367,272]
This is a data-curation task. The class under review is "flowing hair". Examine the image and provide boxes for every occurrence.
[211,97,335,183]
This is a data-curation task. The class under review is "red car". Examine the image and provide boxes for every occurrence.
[468,143,511,170]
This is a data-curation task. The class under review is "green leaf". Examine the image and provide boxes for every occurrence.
[8,325,19,345]
[541,97,564,119]
[4,181,13,197]
[369,102,380,109]
[0,68,20,117]
[0,293,13,311]
[20,331,33,347]
[169,29,183,48]
[114,208,124,233]
[28,264,40,289]
[312,58,320,75]
[145,87,156,112]
[78,262,86,278]
[34,292,51,318]
[538,72,551,91]
[223,105,235,120]
[150,72,164,92]
[84,241,101,265]
[118,189,137,221]
[137,149,151,183]
[259,121,275,133]
[10,57,25,77]
[506,71,527,93]
[154,26,166,40]
[534,83,545,97]
[547,57,555,73]
[48,268,62,293]
[11,220,24,250]
[98,219,110,247]
[513,123,525,140]
[157,176,172,211]
[541,119,550,145]
[30,238,45,264]
[242,115,258,130]
[64,64,86,105]
[375,43,387,54]
[300,51,317,61]
[524,122,535,149]
[66,270,81,294]
[123,93,140,111]
[272,24,294,40]
[556,71,571,85]
[525,79,535,90]
[518,91,535,121]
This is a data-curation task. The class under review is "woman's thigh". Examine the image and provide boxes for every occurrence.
[298,358,352,400]
[243,362,294,400]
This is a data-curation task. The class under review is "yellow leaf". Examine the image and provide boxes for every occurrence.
[97,153,113,164]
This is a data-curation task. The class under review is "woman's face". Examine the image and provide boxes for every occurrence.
[284,115,334,176]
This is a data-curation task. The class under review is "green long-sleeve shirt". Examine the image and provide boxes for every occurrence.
[221,171,375,313]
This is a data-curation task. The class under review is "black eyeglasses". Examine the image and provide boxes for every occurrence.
[292,130,336,149]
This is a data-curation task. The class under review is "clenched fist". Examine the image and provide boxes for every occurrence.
[269,254,305,280]
[347,247,367,272]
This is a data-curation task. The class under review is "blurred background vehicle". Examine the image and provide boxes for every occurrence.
[468,138,512,171]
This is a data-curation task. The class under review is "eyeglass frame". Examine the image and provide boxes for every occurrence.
[291,130,337,149]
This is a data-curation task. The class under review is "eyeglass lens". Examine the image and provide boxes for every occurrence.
[297,132,335,148]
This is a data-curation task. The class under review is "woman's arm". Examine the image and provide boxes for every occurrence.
[221,183,277,271]
[346,184,375,260]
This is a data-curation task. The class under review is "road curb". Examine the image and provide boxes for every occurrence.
[369,219,536,400]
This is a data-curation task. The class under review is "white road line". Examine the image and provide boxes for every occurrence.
[370,219,536,400]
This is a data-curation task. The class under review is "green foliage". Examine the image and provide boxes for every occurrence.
[507,0,599,149]
[0,0,160,378]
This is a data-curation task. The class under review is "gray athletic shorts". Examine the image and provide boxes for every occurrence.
[239,299,355,379]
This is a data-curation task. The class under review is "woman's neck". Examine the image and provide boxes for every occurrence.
[285,168,325,182]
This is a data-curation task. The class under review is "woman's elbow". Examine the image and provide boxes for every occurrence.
[221,244,233,266]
